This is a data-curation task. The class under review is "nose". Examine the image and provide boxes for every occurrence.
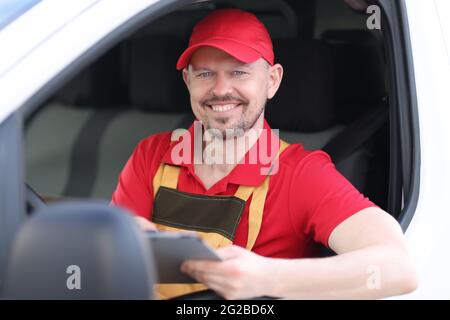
[211,72,233,97]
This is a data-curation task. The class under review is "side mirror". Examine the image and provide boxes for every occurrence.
[2,202,155,299]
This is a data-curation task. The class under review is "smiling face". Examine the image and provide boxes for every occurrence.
[182,46,283,137]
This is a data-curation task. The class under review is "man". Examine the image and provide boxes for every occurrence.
[111,8,417,299]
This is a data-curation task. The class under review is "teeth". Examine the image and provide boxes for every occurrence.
[209,104,239,112]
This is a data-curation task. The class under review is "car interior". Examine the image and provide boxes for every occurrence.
[25,0,390,212]
[18,0,394,298]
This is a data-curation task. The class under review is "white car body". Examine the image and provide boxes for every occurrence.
[0,0,449,299]
[401,0,450,299]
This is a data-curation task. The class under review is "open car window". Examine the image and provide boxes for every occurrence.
[24,0,391,212]
[21,0,417,231]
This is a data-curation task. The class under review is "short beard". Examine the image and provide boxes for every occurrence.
[204,101,266,140]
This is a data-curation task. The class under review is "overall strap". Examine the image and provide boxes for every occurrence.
[153,164,180,197]
[237,139,290,250]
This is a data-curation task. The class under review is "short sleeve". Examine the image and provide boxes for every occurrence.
[289,151,376,248]
[110,139,153,218]
[110,133,171,219]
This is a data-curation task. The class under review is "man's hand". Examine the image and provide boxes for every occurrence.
[134,216,158,231]
[181,245,278,300]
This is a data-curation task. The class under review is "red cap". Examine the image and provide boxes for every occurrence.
[176,9,274,70]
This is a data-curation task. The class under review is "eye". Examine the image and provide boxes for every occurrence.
[232,70,247,76]
[197,71,212,78]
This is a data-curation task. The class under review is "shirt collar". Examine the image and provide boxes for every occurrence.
[162,119,281,187]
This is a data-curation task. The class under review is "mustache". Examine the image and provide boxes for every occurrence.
[202,95,247,106]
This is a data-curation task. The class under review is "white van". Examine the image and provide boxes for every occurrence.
[0,0,449,299]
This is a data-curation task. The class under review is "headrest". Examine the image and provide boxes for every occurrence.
[321,30,386,122]
[3,202,155,299]
[129,35,190,112]
[55,44,128,108]
[265,39,336,132]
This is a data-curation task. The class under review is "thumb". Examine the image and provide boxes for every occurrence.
[216,245,247,260]
[178,229,199,237]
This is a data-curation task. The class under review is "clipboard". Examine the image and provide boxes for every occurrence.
[145,231,221,283]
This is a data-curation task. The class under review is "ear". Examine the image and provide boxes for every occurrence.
[267,63,283,99]
[182,67,190,90]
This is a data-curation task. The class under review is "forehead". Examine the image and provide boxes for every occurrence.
[189,46,256,69]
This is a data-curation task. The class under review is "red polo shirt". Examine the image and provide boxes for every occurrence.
[111,119,375,258]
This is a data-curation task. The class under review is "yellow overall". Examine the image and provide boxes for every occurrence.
[151,140,289,299]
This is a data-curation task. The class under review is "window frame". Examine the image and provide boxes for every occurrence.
[0,112,26,286]
[377,0,420,230]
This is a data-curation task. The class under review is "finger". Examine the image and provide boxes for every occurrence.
[216,245,246,260]
[182,264,229,286]
[186,271,237,299]
[178,229,199,237]
[141,222,158,231]
[181,259,221,274]
[135,217,158,231]
[181,259,240,279]
[195,272,230,289]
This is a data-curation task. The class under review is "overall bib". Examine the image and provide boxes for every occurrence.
[151,139,289,299]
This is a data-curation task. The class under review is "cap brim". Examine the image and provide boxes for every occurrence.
[176,38,262,70]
